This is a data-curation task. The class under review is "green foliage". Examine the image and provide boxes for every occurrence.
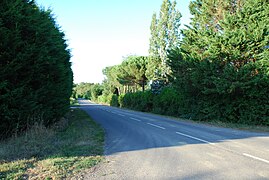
[115,87,182,116]
[103,66,122,94]
[72,83,105,102]
[112,87,186,118]
[0,0,73,139]
[152,87,183,116]
[102,55,149,94]
[168,0,269,126]
[118,94,125,108]
[100,0,269,127]
[110,94,119,107]
[91,84,103,101]
[148,0,181,81]
[120,91,153,112]
[73,83,94,99]
[118,56,148,91]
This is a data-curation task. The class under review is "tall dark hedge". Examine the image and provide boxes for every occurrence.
[0,0,73,139]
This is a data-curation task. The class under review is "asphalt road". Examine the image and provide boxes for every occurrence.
[78,99,269,179]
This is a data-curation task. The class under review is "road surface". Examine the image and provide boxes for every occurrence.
[78,99,269,179]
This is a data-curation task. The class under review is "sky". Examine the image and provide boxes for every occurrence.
[35,0,192,84]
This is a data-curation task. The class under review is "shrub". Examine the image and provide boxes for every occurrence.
[152,87,183,116]
[110,95,119,107]
[118,94,125,108]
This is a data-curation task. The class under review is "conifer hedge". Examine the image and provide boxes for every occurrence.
[0,0,73,139]
[168,0,269,125]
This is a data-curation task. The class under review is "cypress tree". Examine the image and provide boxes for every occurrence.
[0,0,73,138]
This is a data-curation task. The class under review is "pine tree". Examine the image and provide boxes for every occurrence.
[118,56,148,92]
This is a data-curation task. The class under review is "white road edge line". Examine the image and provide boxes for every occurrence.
[130,117,141,122]
[117,113,125,117]
[176,132,214,145]
[243,153,269,164]
[147,123,165,130]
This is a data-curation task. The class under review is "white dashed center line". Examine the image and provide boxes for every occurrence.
[130,117,141,122]
[106,107,269,166]
[147,123,165,130]
[176,131,214,145]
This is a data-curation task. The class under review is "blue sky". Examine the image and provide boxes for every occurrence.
[35,0,191,83]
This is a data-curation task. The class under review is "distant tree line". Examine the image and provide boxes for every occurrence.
[74,0,269,126]
[0,0,73,139]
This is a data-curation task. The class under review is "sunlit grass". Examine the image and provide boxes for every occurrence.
[0,109,104,179]
[70,97,80,106]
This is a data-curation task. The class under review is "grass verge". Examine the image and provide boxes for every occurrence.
[0,109,104,179]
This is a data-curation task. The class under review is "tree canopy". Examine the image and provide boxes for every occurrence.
[102,56,148,94]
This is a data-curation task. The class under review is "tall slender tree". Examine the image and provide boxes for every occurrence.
[147,0,181,82]
[149,13,159,58]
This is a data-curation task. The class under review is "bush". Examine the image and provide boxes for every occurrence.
[97,95,107,104]
[110,94,119,107]
[152,87,183,116]
[119,91,153,112]
[194,61,269,125]
[118,94,125,108]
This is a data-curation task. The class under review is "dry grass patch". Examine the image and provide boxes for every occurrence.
[0,109,104,179]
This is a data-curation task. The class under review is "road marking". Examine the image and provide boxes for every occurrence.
[142,117,156,121]
[117,113,125,117]
[176,131,269,165]
[147,123,165,130]
[243,153,269,164]
[130,117,141,122]
[120,112,134,116]
[176,132,214,145]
